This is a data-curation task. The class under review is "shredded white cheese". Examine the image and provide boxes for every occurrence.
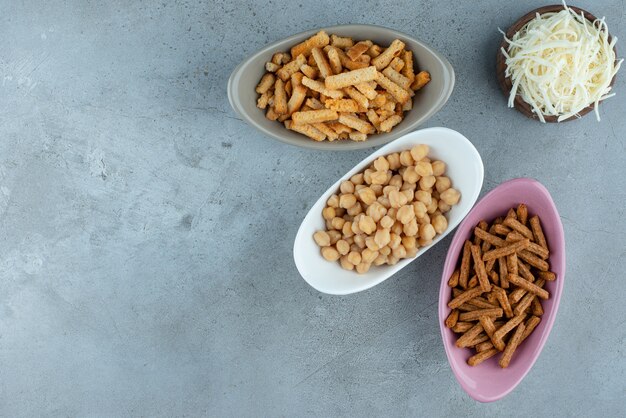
[500,1,622,122]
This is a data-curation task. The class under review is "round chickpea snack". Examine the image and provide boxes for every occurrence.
[313,144,461,273]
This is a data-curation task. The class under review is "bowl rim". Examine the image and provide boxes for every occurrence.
[228,23,455,150]
[437,177,566,402]
[293,126,484,294]
[495,4,618,122]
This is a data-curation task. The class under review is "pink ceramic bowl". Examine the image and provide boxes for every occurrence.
[438,178,566,402]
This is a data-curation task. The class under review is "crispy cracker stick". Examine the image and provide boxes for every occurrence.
[389,57,405,72]
[286,85,307,115]
[448,270,460,287]
[325,66,377,90]
[411,71,431,90]
[531,298,544,316]
[366,44,382,58]
[467,275,478,288]
[355,82,378,100]
[401,50,415,83]
[276,54,307,81]
[284,120,325,141]
[311,47,333,79]
[493,313,527,346]
[301,76,344,99]
[448,286,484,309]
[498,256,509,288]
[300,64,318,79]
[538,271,556,281]
[513,292,535,317]
[291,72,304,87]
[507,253,518,277]
[402,97,412,111]
[479,315,497,340]
[506,208,517,220]
[346,41,371,61]
[371,93,387,108]
[265,61,280,72]
[471,244,492,292]
[482,227,495,252]
[518,250,550,271]
[375,71,411,104]
[503,218,534,240]
[459,240,472,289]
[517,259,535,282]
[445,309,460,328]
[474,220,489,245]
[468,296,499,309]
[305,97,324,110]
[324,98,359,113]
[327,121,352,134]
[493,224,512,236]
[291,30,330,58]
[256,73,275,94]
[379,115,402,133]
[467,333,490,347]
[486,290,498,305]
[338,113,375,134]
[506,232,550,259]
[336,50,370,70]
[257,91,271,109]
[499,323,525,368]
[521,316,541,342]
[456,322,484,348]
[476,341,494,352]
[494,287,513,318]
[366,109,381,130]
[271,52,283,65]
[343,86,369,110]
[482,239,530,261]
[382,67,411,90]
[372,39,405,70]
[474,227,506,247]
[508,287,526,305]
[312,123,339,141]
[458,303,484,312]
[330,34,353,49]
[266,107,279,121]
[459,308,503,322]
[508,274,549,300]
[284,80,293,96]
[452,322,474,333]
[349,131,367,141]
[292,109,338,124]
[530,215,548,249]
[468,348,498,366]
[326,47,342,74]
[488,270,499,286]
[516,203,528,225]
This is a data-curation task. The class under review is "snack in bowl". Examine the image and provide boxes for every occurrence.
[313,144,460,273]
[498,2,622,122]
[255,30,431,142]
[445,204,556,368]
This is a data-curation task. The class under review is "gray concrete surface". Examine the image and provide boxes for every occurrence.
[1,0,624,416]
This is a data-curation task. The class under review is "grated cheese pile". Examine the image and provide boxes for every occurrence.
[500,1,622,122]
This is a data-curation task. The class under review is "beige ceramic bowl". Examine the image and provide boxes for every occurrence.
[228,24,455,150]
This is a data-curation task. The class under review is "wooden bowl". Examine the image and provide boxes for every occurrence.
[496,5,618,122]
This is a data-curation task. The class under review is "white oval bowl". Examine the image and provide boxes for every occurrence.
[293,127,484,294]
[228,24,455,150]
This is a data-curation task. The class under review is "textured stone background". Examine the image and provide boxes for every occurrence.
[1,0,624,416]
